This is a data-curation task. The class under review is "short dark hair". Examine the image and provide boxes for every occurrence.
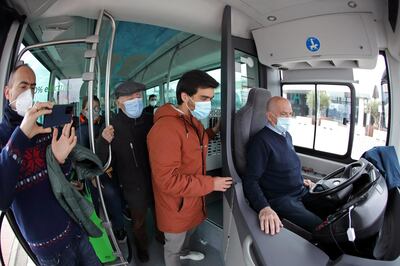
[176,70,219,105]
[7,63,33,86]
[82,95,100,110]
[148,94,157,100]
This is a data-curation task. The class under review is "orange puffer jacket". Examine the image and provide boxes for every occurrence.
[147,104,215,233]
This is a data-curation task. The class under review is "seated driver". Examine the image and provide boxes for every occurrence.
[243,96,322,235]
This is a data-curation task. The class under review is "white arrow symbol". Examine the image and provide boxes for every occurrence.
[310,38,319,51]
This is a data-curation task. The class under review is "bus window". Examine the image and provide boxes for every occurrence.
[145,85,160,105]
[282,84,315,149]
[235,50,259,110]
[164,79,179,104]
[207,68,221,110]
[352,55,388,159]
[19,42,89,121]
[282,54,389,160]
[19,44,51,103]
[314,84,351,155]
[53,77,83,105]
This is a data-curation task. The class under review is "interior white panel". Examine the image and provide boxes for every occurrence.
[282,68,355,83]
[298,153,345,176]
[252,13,379,70]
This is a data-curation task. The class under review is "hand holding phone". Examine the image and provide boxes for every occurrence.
[43,104,74,128]
[20,102,53,139]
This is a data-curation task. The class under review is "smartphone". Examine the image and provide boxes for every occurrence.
[43,104,74,128]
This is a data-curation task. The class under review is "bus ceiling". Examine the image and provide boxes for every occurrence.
[6,0,400,68]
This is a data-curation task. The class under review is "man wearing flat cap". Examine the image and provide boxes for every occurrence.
[96,81,162,262]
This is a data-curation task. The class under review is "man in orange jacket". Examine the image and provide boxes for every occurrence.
[147,70,233,266]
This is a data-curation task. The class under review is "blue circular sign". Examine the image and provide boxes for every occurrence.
[306,37,320,52]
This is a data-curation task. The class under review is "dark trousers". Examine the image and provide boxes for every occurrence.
[88,174,124,231]
[37,233,101,266]
[130,207,149,252]
[269,189,323,232]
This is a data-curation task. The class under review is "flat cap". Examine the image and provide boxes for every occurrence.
[114,81,146,98]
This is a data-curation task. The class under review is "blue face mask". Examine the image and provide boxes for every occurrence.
[276,117,292,134]
[189,99,212,120]
[123,98,143,118]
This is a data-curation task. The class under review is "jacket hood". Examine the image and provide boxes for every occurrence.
[154,103,188,123]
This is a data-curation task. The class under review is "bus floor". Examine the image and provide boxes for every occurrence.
[115,208,223,266]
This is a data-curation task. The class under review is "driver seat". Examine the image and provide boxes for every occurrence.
[234,88,271,176]
[233,88,313,240]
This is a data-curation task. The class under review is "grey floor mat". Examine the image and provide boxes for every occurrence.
[116,210,223,266]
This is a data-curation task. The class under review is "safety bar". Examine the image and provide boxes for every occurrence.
[87,10,127,265]
[16,36,98,63]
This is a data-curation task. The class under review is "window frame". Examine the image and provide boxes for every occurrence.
[383,51,392,149]
[281,81,356,164]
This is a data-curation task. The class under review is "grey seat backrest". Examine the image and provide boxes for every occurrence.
[373,187,400,260]
[234,88,271,176]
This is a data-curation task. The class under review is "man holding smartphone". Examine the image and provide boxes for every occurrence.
[0,64,101,265]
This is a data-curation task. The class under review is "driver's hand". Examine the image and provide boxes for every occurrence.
[259,206,283,235]
[304,179,315,189]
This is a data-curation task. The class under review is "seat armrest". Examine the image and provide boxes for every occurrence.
[282,219,313,241]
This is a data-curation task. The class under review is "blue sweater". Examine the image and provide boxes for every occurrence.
[0,105,80,258]
[243,126,304,212]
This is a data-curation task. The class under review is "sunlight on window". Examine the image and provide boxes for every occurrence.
[19,44,50,103]
[351,55,388,159]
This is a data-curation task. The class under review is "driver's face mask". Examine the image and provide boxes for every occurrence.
[270,113,292,134]
[9,89,34,117]
[276,117,292,133]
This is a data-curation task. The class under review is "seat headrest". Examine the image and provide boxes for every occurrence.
[234,88,271,176]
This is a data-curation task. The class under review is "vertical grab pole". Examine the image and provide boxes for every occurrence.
[87,9,127,265]
[87,10,103,153]
[165,45,179,103]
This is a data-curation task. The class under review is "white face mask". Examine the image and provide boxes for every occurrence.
[10,89,33,117]
[150,100,157,107]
